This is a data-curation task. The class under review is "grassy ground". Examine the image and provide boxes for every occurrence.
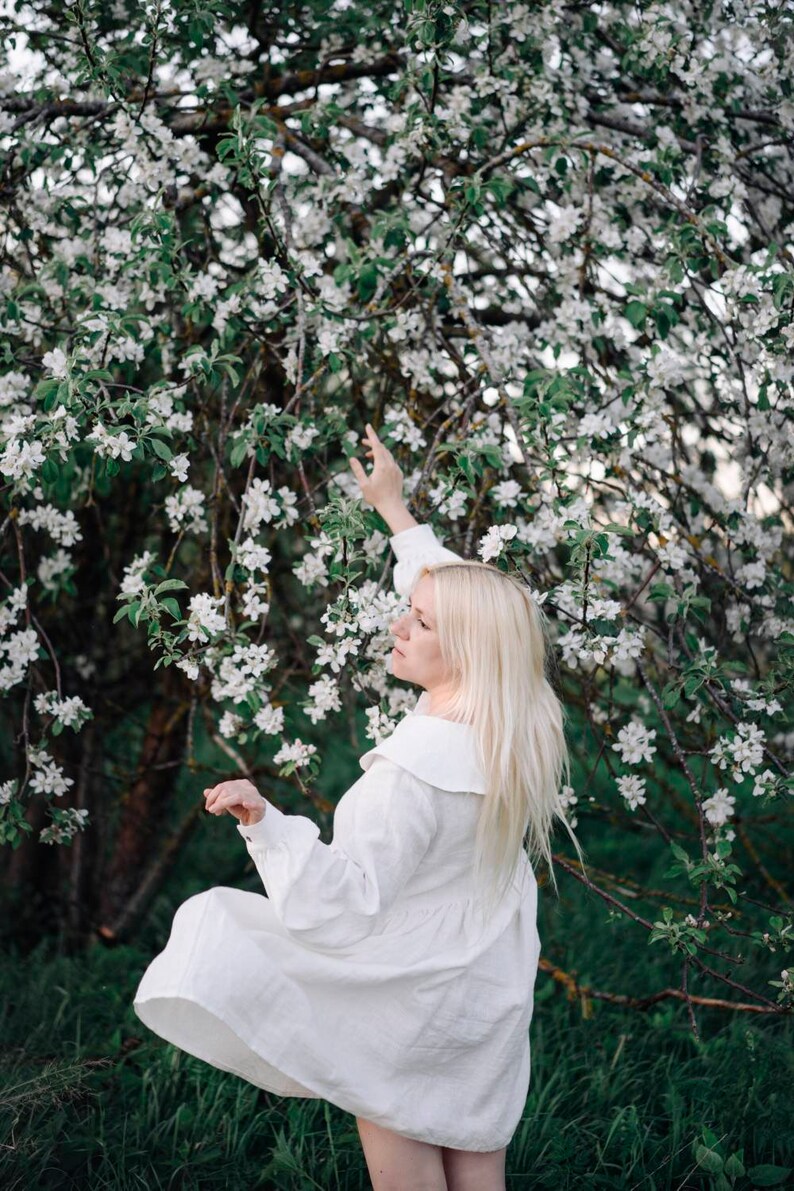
[2,873,792,1190]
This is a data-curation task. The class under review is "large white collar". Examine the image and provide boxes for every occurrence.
[358,696,486,794]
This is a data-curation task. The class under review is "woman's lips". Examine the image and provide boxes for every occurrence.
[392,646,404,656]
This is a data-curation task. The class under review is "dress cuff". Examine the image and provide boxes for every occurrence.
[236,800,286,848]
[389,523,441,559]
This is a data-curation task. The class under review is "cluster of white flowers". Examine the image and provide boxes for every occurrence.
[286,423,322,456]
[559,783,578,827]
[272,738,317,768]
[209,642,277,704]
[17,503,82,547]
[612,721,658,766]
[616,774,647,810]
[186,593,226,642]
[28,747,73,797]
[303,674,343,724]
[313,633,362,674]
[37,548,73,593]
[87,422,136,461]
[254,702,285,735]
[169,453,190,483]
[238,538,272,573]
[176,656,199,681]
[751,769,779,799]
[218,711,243,739]
[120,551,156,598]
[558,626,645,674]
[165,485,208,534]
[427,480,468,520]
[0,436,45,482]
[0,779,17,806]
[39,806,89,845]
[0,586,38,691]
[546,204,581,244]
[33,691,91,730]
[478,523,518,562]
[710,722,766,779]
[144,389,194,433]
[242,477,281,532]
[702,787,736,828]
[41,346,69,378]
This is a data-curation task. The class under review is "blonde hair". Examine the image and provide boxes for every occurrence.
[415,560,587,918]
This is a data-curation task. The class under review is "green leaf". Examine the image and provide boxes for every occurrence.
[357,262,378,303]
[40,458,59,483]
[694,1144,724,1174]
[624,300,647,328]
[723,1153,745,1178]
[746,1166,793,1186]
[154,578,188,595]
[150,437,173,461]
[230,439,250,468]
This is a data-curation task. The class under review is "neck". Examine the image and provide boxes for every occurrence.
[424,684,466,722]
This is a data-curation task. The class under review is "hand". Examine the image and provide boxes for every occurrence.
[349,422,405,513]
[203,779,266,827]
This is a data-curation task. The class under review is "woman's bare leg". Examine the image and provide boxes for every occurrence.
[355,1116,448,1191]
[441,1144,507,1191]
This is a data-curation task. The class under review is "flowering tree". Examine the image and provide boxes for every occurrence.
[0,0,792,1024]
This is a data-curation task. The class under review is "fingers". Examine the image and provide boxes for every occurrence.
[203,779,258,816]
[362,422,386,452]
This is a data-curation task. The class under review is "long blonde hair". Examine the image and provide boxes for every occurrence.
[415,560,587,916]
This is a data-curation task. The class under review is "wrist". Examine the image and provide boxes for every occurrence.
[378,502,419,535]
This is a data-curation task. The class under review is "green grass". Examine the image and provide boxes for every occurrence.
[1,892,792,1190]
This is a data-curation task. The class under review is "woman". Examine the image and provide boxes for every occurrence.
[133,425,585,1191]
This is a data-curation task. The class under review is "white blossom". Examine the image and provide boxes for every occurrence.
[272,738,317,768]
[612,721,657,766]
[33,691,91,729]
[41,347,69,378]
[242,478,280,532]
[0,779,17,805]
[303,674,343,723]
[478,523,518,562]
[120,551,156,598]
[186,593,226,641]
[616,774,647,810]
[17,504,82,547]
[165,486,208,534]
[218,711,243,738]
[176,656,199,681]
[702,787,736,827]
[169,453,190,483]
[254,702,285,735]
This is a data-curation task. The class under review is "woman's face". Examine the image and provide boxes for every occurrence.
[388,575,456,692]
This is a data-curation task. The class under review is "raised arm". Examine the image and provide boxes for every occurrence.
[349,423,463,595]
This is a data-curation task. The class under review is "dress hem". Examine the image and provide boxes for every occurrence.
[133,990,518,1153]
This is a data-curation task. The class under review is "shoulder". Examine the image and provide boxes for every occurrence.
[354,754,440,833]
[359,715,487,795]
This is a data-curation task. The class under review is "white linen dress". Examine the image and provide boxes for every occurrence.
[133,523,542,1152]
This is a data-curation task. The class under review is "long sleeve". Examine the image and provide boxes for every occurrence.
[389,523,464,597]
[236,756,438,951]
